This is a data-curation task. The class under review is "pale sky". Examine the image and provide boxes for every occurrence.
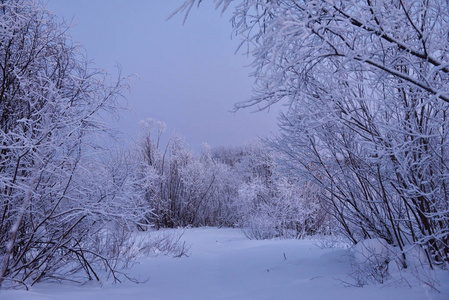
[45,0,280,151]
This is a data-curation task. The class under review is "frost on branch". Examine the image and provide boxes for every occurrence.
[0,0,148,287]
[180,0,449,272]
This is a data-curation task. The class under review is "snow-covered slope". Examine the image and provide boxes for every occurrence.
[2,228,448,300]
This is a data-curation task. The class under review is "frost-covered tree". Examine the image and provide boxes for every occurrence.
[231,143,330,239]
[179,0,449,105]
[137,120,330,237]
[138,120,236,228]
[0,0,147,287]
[180,0,449,268]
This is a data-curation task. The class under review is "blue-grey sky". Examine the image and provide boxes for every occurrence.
[45,0,280,150]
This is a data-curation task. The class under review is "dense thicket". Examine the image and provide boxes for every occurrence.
[137,119,331,239]
[0,0,147,287]
[180,0,449,269]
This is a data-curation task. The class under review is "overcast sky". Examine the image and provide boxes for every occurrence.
[45,0,281,151]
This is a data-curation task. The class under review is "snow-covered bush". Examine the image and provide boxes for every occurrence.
[350,238,393,285]
[138,120,240,228]
[234,146,331,240]
[0,0,148,287]
[137,229,191,258]
[349,239,442,290]
[137,132,333,238]
[239,176,330,240]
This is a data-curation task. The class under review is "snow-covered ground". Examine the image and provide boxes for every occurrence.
[2,227,449,300]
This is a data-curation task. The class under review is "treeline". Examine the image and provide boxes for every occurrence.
[136,119,331,239]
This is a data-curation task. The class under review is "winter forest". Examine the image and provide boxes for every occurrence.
[1,0,449,299]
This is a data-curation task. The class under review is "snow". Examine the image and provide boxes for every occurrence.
[2,228,449,300]
[353,238,392,265]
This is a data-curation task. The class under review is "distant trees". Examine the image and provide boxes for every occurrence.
[138,119,232,228]
[180,0,449,268]
[137,120,330,238]
[138,119,239,228]
[0,0,148,287]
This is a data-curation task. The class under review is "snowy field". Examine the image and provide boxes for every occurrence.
[2,227,449,300]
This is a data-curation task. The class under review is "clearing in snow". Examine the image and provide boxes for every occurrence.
[2,227,449,300]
